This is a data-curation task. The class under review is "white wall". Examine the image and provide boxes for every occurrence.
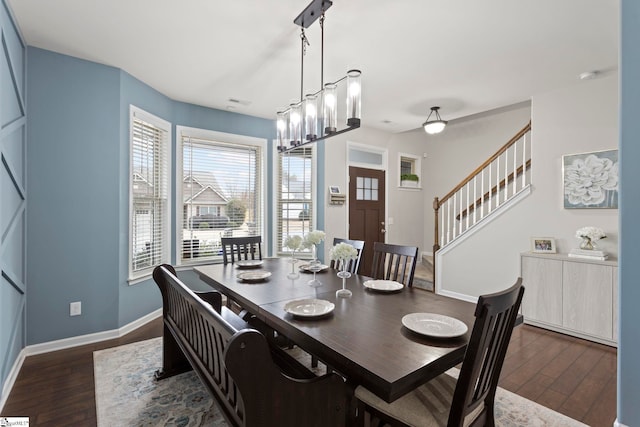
[415,102,533,250]
[323,126,427,260]
[439,74,618,297]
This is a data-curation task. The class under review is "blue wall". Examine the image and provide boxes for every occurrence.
[618,1,640,424]
[27,48,121,343]
[26,47,277,339]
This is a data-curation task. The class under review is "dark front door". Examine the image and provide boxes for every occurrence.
[349,167,386,275]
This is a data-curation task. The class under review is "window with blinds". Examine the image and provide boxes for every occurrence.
[179,132,262,264]
[277,146,314,256]
[129,107,171,280]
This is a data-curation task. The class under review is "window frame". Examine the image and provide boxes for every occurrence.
[398,152,422,189]
[273,144,317,258]
[128,105,172,283]
[175,126,267,266]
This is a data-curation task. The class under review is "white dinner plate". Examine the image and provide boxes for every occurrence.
[299,264,329,273]
[401,313,468,338]
[363,279,404,292]
[235,259,264,268]
[284,299,335,318]
[236,270,271,282]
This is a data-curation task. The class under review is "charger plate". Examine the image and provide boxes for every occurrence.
[402,313,468,338]
[363,279,404,292]
[236,260,264,268]
[284,299,335,318]
[236,270,271,282]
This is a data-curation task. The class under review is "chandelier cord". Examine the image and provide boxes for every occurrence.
[300,29,309,102]
[320,12,325,89]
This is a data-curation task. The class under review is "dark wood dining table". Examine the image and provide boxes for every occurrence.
[194,258,477,403]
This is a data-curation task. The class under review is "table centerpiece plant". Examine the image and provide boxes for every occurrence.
[330,242,358,298]
[576,226,606,250]
[284,234,303,279]
[302,230,326,287]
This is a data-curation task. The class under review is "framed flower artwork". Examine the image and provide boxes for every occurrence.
[562,149,618,209]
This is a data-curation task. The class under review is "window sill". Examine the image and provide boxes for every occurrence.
[398,185,422,191]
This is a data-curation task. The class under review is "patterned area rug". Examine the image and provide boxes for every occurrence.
[94,337,587,427]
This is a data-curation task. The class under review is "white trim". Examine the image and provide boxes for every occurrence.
[436,289,479,304]
[175,125,267,265]
[25,308,162,356]
[0,348,26,412]
[129,105,172,281]
[0,308,162,412]
[346,141,389,241]
[435,185,531,294]
[614,419,628,427]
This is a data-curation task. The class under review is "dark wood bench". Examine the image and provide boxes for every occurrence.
[152,264,350,427]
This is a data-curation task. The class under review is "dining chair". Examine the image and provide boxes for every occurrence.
[221,235,262,264]
[354,278,525,427]
[370,242,419,287]
[329,237,365,274]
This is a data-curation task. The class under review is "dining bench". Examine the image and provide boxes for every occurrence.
[152,264,350,427]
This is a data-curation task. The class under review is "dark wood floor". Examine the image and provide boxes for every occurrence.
[1,319,616,426]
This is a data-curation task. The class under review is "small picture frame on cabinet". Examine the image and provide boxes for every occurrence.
[531,237,557,254]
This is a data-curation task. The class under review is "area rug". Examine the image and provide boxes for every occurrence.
[94,337,587,427]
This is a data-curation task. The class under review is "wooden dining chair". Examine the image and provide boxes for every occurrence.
[329,237,365,274]
[221,235,262,264]
[370,242,419,287]
[354,279,525,427]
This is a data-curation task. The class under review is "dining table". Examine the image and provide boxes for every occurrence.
[194,257,478,403]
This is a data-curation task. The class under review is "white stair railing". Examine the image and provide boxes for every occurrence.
[432,122,532,271]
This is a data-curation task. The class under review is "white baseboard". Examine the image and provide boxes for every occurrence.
[0,308,162,412]
[436,288,479,304]
[614,419,628,427]
[25,308,162,356]
[0,348,26,413]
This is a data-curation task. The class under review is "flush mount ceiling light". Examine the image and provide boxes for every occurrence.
[276,0,362,153]
[422,106,448,135]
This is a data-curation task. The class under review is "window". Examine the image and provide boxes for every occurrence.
[129,106,171,281]
[399,152,421,188]
[277,146,314,256]
[178,127,264,264]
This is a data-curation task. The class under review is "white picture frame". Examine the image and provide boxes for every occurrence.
[531,237,557,254]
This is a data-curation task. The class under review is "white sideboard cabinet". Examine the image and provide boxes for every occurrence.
[521,252,618,347]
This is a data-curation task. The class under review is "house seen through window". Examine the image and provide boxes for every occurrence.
[179,129,263,264]
[129,107,171,280]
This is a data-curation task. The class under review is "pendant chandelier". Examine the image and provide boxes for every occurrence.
[423,106,448,134]
[276,0,362,153]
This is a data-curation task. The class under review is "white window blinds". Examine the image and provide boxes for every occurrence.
[277,146,314,256]
[130,108,170,279]
[180,134,262,263]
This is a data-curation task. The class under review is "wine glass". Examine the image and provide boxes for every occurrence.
[335,260,352,297]
[287,249,299,279]
[307,245,323,287]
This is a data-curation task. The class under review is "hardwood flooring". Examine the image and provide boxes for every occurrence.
[1,320,616,426]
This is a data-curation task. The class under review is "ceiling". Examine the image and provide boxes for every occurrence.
[7,0,618,133]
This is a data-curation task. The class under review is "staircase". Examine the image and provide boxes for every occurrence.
[413,254,434,291]
[432,122,532,280]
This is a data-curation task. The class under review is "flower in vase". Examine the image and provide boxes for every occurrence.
[284,235,302,251]
[330,242,358,262]
[575,226,607,242]
[302,230,326,248]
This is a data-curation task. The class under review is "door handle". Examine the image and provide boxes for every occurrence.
[381,229,386,233]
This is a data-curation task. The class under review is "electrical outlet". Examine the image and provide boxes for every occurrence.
[70,301,82,316]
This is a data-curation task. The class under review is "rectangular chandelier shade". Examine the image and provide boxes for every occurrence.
[277,70,361,153]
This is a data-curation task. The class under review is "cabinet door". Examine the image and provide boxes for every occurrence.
[521,256,563,326]
[563,262,613,340]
